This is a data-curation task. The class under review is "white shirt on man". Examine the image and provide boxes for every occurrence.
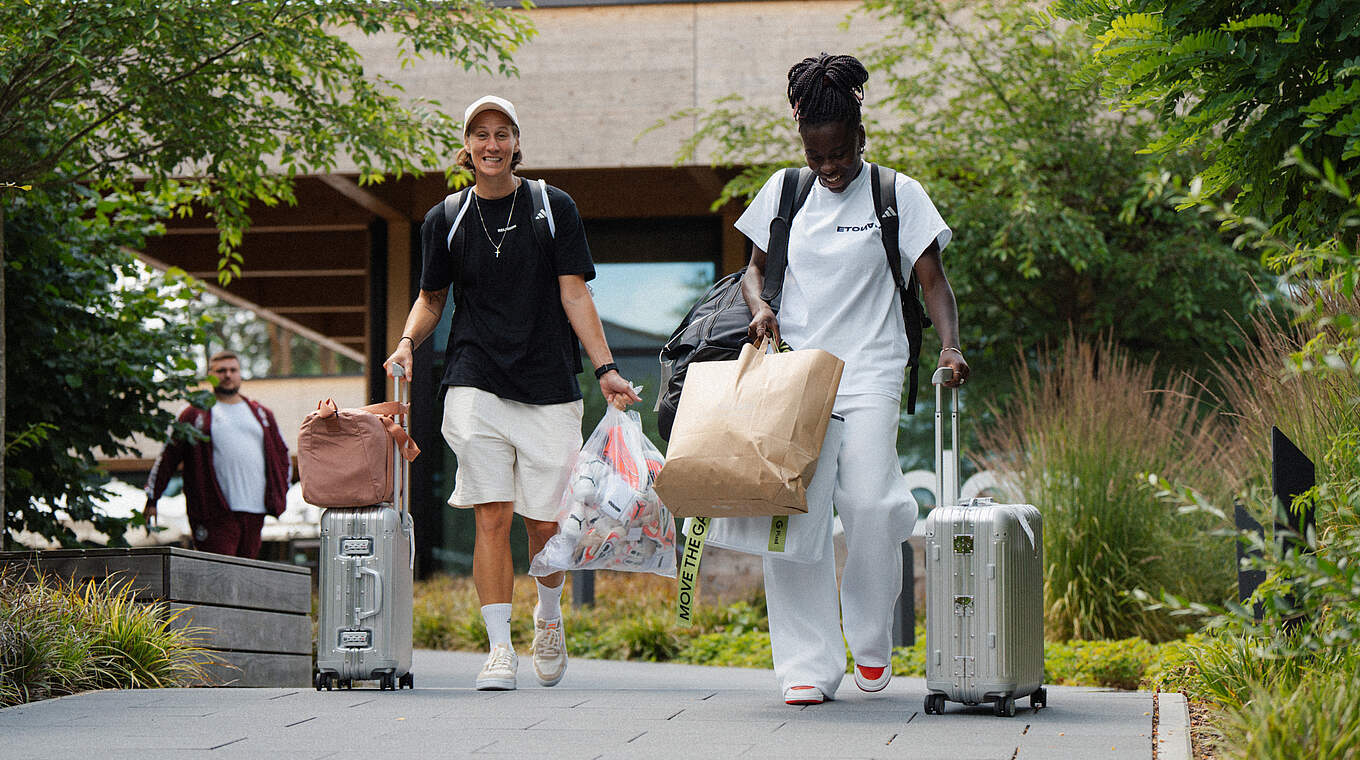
[210,400,267,514]
[735,165,951,399]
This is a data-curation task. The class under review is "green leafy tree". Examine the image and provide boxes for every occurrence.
[1050,0,1360,240]
[1052,3,1360,750]
[858,0,1262,377]
[669,0,1263,405]
[1,1,532,268]
[0,0,535,545]
[4,188,213,546]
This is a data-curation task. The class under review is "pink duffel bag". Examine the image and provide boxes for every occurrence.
[297,399,420,508]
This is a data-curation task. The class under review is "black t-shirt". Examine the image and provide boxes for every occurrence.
[418,180,596,404]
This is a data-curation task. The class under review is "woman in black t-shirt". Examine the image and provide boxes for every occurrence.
[385,95,640,692]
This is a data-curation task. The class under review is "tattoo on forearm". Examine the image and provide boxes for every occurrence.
[421,289,448,318]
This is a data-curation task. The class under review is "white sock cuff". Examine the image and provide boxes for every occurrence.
[535,580,564,620]
[481,603,513,648]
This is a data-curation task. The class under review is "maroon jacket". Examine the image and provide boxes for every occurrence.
[144,397,291,523]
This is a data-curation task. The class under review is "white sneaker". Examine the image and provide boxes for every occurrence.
[476,643,517,690]
[531,604,567,687]
[854,663,891,692]
[783,685,825,705]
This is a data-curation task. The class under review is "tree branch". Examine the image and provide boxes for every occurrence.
[936,9,1022,121]
[17,6,299,186]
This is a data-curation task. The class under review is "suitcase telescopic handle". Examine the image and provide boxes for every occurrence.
[391,367,409,514]
[932,367,960,508]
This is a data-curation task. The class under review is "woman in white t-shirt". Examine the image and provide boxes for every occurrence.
[735,53,970,706]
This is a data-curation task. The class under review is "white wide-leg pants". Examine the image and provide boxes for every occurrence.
[763,393,918,698]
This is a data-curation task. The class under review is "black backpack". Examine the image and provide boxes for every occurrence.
[655,163,931,440]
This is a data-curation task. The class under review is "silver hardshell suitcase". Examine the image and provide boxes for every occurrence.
[923,367,1046,716]
[314,368,415,691]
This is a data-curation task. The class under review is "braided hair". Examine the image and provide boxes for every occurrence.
[787,53,868,129]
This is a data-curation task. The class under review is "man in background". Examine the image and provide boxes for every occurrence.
[144,350,290,559]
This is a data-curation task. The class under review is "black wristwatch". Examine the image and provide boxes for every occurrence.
[594,362,618,380]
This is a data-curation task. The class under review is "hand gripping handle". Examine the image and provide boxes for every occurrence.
[932,367,960,508]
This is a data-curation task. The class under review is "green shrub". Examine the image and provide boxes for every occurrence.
[678,630,773,668]
[1135,200,1360,755]
[0,570,215,705]
[1043,638,1155,690]
[888,626,927,677]
[587,613,683,661]
[411,572,769,663]
[1141,633,1206,694]
[979,336,1238,642]
[413,573,1209,692]
[887,627,1167,690]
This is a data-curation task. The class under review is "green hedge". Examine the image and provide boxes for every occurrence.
[415,573,1195,690]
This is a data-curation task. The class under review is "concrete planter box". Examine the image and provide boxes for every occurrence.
[0,547,312,687]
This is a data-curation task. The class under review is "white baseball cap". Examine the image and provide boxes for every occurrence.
[463,95,520,135]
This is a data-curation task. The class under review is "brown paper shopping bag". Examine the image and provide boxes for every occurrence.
[653,341,843,517]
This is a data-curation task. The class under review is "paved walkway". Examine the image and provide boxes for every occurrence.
[2,650,1178,759]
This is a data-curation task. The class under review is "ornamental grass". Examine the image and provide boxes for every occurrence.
[978,335,1241,642]
[0,568,216,706]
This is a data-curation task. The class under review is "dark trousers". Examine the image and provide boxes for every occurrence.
[192,511,266,558]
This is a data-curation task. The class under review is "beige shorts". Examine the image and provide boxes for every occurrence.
[441,386,583,522]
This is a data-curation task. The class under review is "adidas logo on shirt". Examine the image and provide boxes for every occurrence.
[881,207,897,218]
[534,209,548,220]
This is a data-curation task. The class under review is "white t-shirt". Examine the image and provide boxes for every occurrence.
[734,165,951,399]
[211,400,268,514]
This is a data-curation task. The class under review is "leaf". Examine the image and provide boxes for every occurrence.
[1222,13,1285,32]
[1303,80,1360,118]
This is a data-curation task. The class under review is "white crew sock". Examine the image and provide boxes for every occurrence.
[535,580,564,621]
[481,603,512,649]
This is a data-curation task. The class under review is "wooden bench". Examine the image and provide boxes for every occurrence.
[0,547,312,687]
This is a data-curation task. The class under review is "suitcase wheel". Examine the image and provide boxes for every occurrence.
[379,673,397,691]
[315,672,337,692]
[924,693,946,715]
[313,671,324,691]
[1030,687,1047,710]
[993,695,1016,717]
[399,672,414,690]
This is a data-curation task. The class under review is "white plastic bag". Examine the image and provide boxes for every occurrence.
[529,406,677,577]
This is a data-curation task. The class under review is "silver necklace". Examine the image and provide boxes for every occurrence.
[474,182,518,258]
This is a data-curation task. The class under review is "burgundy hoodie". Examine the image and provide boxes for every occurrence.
[144,397,291,523]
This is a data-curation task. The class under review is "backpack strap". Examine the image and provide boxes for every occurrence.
[760,167,816,304]
[870,163,931,415]
[442,187,475,294]
[530,178,556,238]
[525,178,583,373]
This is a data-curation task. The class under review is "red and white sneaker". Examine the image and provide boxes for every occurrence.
[854,664,891,692]
[783,685,825,705]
